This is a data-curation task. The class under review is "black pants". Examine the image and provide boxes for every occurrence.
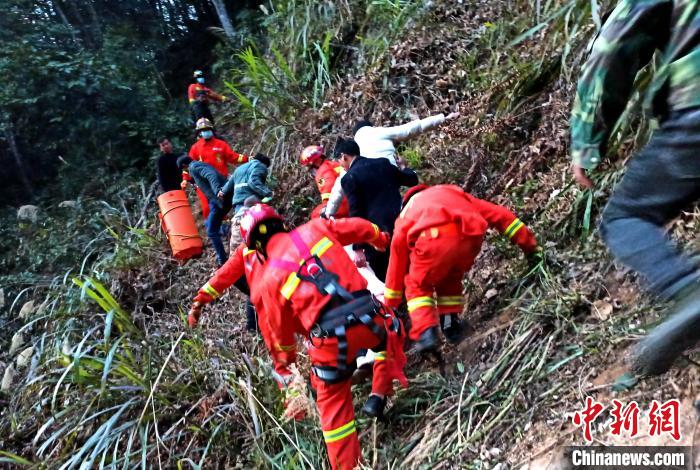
[365,246,389,282]
[233,277,258,331]
[600,107,700,300]
[191,101,214,124]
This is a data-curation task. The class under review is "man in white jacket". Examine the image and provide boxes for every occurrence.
[323,112,459,217]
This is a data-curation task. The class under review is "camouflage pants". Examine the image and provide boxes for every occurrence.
[601,107,700,300]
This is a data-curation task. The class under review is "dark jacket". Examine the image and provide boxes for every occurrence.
[221,159,272,210]
[157,152,182,193]
[340,156,419,234]
[188,161,231,205]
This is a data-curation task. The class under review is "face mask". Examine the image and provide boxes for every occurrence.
[196,77,205,84]
[200,130,214,140]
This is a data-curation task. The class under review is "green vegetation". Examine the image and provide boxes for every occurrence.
[2,0,689,468]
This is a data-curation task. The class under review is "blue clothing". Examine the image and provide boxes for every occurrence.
[600,107,700,299]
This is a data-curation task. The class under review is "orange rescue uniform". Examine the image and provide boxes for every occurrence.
[187,83,226,104]
[238,218,403,469]
[311,160,349,218]
[384,185,538,340]
[185,137,248,218]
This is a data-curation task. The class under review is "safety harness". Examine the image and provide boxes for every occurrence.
[270,229,396,384]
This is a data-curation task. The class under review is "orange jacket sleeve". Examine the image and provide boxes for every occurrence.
[194,245,246,304]
[223,141,248,166]
[187,84,197,103]
[255,305,294,381]
[323,217,386,248]
[384,218,411,307]
[467,195,538,254]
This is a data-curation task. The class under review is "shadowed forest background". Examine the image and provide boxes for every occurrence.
[2,0,699,468]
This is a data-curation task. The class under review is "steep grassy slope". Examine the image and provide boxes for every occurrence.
[2,0,699,468]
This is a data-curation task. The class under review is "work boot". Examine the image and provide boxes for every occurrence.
[632,287,700,376]
[414,326,439,353]
[362,394,386,419]
[440,314,467,344]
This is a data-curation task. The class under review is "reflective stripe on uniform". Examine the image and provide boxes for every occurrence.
[407,296,436,312]
[280,237,334,299]
[202,282,221,300]
[384,287,403,300]
[437,295,464,306]
[274,343,296,352]
[371,223,380,240]
[374,351,386,361]
[236,156,246,163]
[321,193,331,201]
[504,218,525,238]
[243,248,256,256]
[280,273,301,300]
[333,166,342,174]
[323,420,356,443]
[310,237,333,257]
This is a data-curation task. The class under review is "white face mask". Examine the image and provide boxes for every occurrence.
[200,130,214,140]
[196,77,205,84]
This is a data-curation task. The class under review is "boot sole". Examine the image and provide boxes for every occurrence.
[633,293,700,376]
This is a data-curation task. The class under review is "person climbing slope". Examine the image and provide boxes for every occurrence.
[188,69,228,124]
[189,204,406,469]
[183,118,248,219]
[324,111,459,218]
[570,0,700,378]
[298,145,349,218]
[384,184,540,352]
[155,137,183,193]
[177,156,232,266]
[335,138,418,281]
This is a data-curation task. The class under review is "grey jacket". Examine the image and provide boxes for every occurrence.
[188,161,228,203]
[221,159,272,209]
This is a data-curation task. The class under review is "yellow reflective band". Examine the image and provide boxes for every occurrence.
[374,351,386,361]
[334,166,342,174]
[504,218,524,238]
[280,273,301,300]
[310,237,333,257]
[437,295,464,306]
[321,193,331,201]
[274,343,296,352]
[407,296,436,312]
[237,156,246,163]
[371,223,380,240]
[323,420,356,443]
[202,283,221,300]
[243,248,256,256]
[188,98,195,103]
[384,288,403,300]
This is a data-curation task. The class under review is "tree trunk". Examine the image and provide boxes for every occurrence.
[3,120,34,198]
[85,1,103,47]
[209,0,235,39]
[52,0,79,45]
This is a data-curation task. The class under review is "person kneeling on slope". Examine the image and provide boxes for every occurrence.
[384,184,541,352]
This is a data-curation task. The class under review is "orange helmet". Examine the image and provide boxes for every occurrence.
[402,184,428,209]
[299,145,325,167]
[239,204,284,248]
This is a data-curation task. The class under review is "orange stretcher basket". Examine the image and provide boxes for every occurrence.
[157,190,203,260]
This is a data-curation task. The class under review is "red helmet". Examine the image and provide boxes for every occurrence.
[239,204,284,248]
[299,145,324,167]
[402,184,428,209]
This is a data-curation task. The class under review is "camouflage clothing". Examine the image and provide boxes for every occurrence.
[570,0,700,170]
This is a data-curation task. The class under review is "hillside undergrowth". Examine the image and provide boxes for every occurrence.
[2,0,699,468]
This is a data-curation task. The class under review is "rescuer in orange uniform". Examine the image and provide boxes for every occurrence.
[299,145,349,218]
[190,204,406,470]
[188,70,227,124]
[384,184,541,352]
[182,118,248,218]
